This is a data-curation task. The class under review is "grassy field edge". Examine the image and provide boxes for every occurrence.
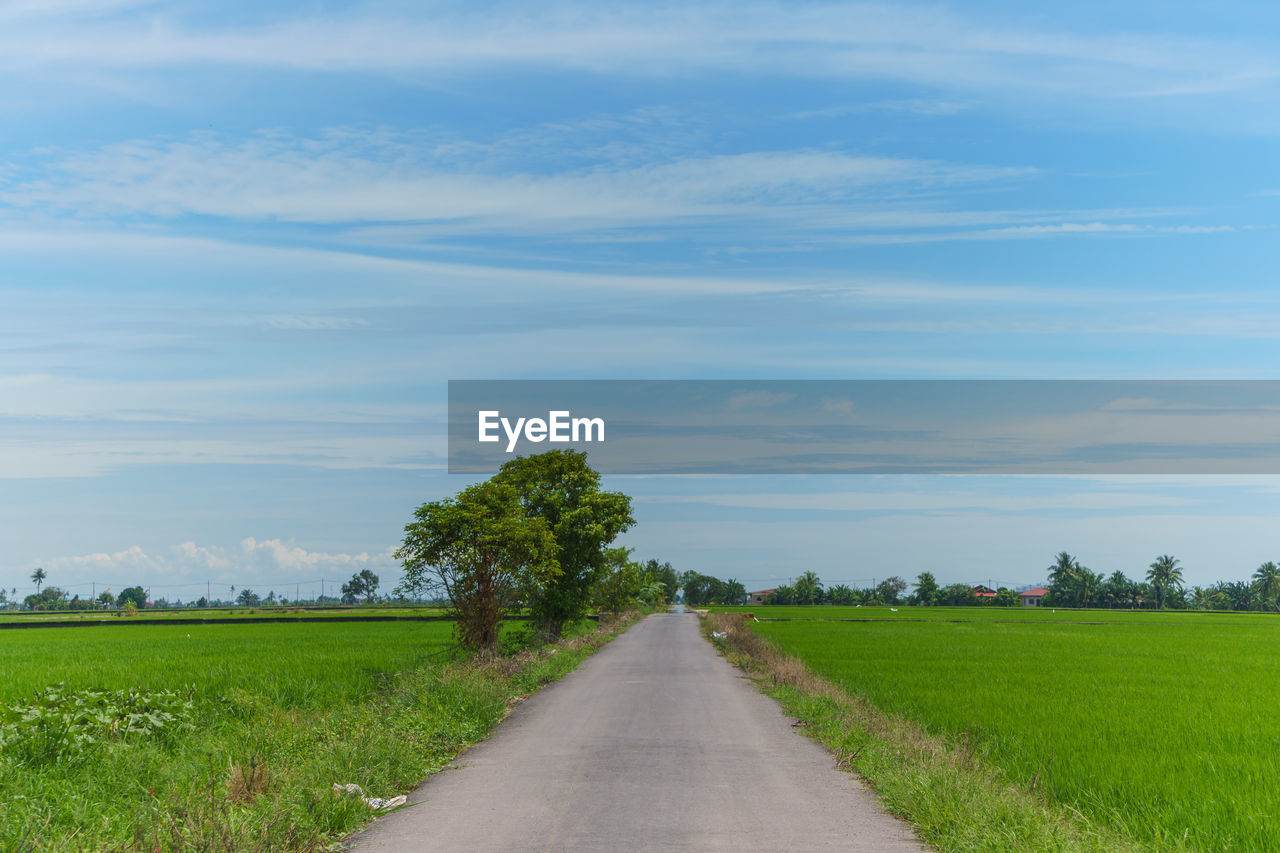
[1,612,648,852]
[700,612,1142,853]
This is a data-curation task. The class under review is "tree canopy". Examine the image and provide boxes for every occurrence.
[397,478,559,650]
[493,450,634,638]
[1147,555,1184,610]
[342,569,380,604]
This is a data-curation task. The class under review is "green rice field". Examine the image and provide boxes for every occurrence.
[0,621,455,706]
[0,620,524,850]
[731,606,1280,851]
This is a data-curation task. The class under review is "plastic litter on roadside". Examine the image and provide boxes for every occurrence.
[365,795,408,810]
[332,783,408,811]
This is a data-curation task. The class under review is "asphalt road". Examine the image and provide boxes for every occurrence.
[348,610,928,852]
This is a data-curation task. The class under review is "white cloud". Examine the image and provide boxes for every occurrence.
[1,126,1245,248]
[36,538,400,593]
[1,129,1232,247]
[0,133,1035,235]
[0,2,1271,112]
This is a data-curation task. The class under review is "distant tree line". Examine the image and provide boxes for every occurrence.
[5,566,394,612]
[745,553,1280,612]
[1041,551,1280,611]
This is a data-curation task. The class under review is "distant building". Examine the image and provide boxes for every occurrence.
[1019,587,1049,607]
[746,589,775,603]
[972,585,997,599]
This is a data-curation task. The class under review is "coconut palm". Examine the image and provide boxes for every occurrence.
[1102,571,1131,608]
[1047,552,1082,606]
[30,567,46,594]
[1078,569,1104,609]
[793,571,823,605]
[1252,561,1280,610]
[1146,555,1183,610]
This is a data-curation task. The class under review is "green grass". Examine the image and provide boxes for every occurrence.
[0,605,449,623]
[745,608,1280,851]
[0,616,634,851]
[0,621,455,707]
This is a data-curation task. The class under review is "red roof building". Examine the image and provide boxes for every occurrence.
[1019,587,1049,607]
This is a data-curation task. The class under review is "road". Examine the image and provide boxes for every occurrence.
[347,609,928,852]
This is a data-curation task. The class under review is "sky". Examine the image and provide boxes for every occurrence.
[3,0,1280,601]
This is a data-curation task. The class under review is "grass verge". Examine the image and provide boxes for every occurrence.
[701,612,1142,853]
[0,612,644,852]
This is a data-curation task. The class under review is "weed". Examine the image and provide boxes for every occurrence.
[227,757,271,804]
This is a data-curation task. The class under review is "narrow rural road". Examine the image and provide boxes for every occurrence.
[347,610,928,852]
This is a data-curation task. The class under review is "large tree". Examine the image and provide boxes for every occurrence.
[1146,554,1184,610]
[342,569,381,604]
[117,586,147,609]
[592,547,643,614]
[30,567,46,595]
[680,572,726,606]
[876,576,908,606]
[643,559,679,601]
[494,450,633,638]
[397,479,559,650]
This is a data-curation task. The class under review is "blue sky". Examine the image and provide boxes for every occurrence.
[3,1,1280,600]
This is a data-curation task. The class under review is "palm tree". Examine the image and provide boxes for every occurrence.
[793,571,823,605]
[1078,569,1104,609]
[1146,555,1183,610]
[1252,561,1280,611]
[722,578,747,606]
[1102,571,1131,608]
[30,567,46,595]
[1047,552,1081,606]
[767,584,795,605]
